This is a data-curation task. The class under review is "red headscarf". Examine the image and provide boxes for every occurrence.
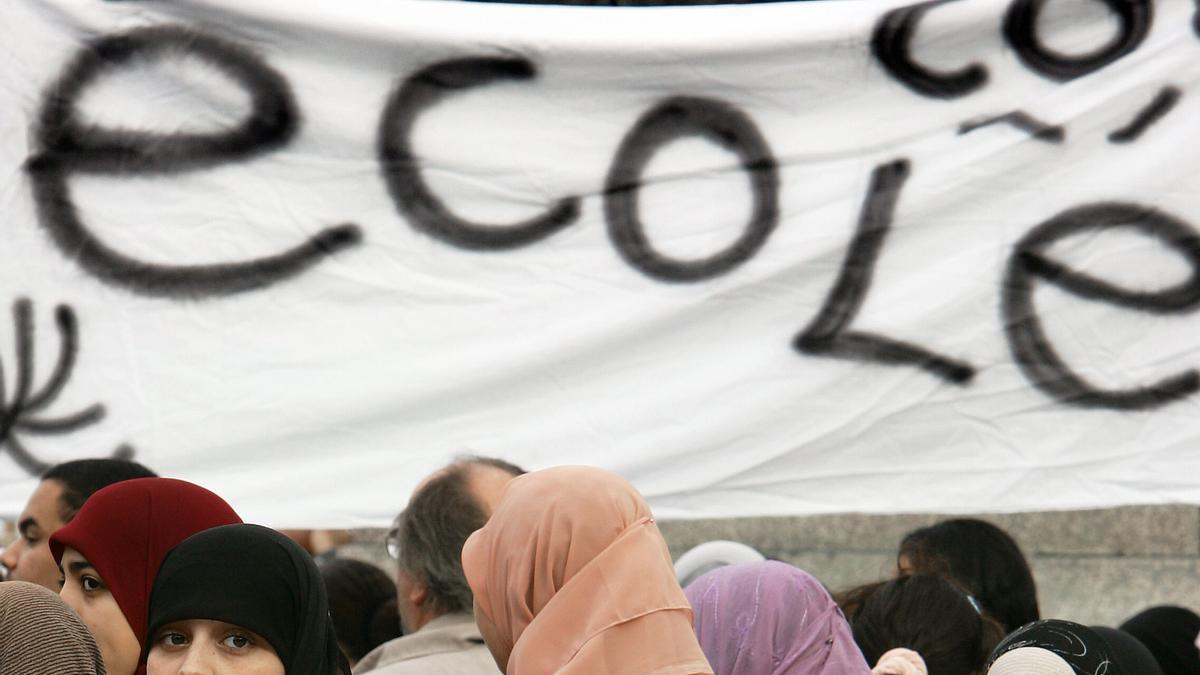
[50,477,241,674]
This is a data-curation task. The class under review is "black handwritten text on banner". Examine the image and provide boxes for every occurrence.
[6,0,1200,523]
[19,17,1200,414]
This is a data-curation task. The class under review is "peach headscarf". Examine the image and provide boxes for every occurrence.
[872,649,928,675]
[461,465,713,675]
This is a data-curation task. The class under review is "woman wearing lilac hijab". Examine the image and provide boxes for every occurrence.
[685,560,874,675]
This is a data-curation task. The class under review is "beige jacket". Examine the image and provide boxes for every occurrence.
[354,612,502,675]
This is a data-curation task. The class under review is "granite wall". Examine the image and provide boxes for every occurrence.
[338,505,1200,627]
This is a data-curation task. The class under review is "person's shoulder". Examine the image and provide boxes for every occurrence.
[355,650,498,675]
[353,615,498,675]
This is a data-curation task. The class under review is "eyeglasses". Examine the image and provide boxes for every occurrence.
[385,514,402,560]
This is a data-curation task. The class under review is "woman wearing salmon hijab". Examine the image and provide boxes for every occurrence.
[684,560,874,675]
[461,465,713,675]
[49,477,242,675]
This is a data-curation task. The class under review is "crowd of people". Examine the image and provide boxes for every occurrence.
[1,456,1198,674]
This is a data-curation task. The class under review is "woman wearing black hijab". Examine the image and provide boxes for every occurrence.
[1121,606,1200,675]
[145,524,351,675]
[985,619,1162,675]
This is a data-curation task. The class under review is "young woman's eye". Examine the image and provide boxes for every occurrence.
[222,633,253,650]
[80,575,103,592]
[156,631,188,648]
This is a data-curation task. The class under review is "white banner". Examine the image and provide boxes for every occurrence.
[2,0,1199,526]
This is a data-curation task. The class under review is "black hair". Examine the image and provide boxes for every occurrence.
[841,575,1005,675]
[898,518,1040,632]
[320,558,402,663]
[42,458,157,522]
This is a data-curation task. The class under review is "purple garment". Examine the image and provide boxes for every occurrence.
[685,561,873,675]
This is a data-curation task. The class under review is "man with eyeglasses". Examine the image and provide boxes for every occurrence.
[357,456,525,675]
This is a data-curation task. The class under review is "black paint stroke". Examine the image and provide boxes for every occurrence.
[871,0,988,99]
[959,110,1065,143]
[1003,203,1200,410]
[603,96,779,282]
[0,299,132,476]
[1108,86,1182,144]
[378,56,580,250]
[795,160,976,384]
[1003,0,1153,82]
[26,25,361,299]
[1195,0,1200,37]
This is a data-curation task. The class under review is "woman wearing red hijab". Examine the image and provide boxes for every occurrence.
[49,477,242,675]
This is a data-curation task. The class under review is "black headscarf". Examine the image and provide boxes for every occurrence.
[985,619,1163,675]
[1121,606,1200,675]
[1091,626,1163,675]
[147,524,351,675]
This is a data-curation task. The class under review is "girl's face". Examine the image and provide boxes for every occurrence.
[148,619,284,674]
[58,546,141,675]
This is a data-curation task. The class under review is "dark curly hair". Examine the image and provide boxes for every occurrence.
[839,575,1005,675]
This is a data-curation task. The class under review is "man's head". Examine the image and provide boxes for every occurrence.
[1,458,156,589]
[391,457,524,633]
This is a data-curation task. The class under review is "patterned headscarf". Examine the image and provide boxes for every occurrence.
[986,619,1162,675]
[685,561,873,675]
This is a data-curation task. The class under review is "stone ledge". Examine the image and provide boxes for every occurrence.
[656,505,1200,558]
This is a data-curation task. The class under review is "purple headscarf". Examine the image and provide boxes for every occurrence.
[685,560,873,675]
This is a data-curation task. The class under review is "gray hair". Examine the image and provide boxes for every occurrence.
[395,464,487,615]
